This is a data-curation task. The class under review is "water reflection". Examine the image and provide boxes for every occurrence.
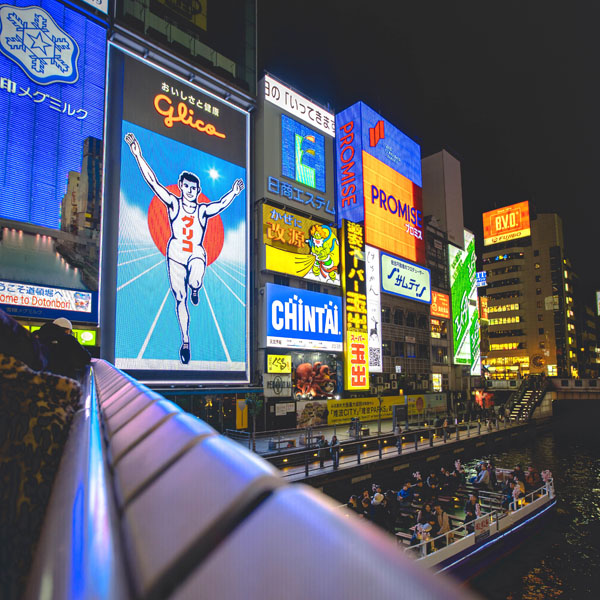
[0,227,86,289]
[470,412,600,599]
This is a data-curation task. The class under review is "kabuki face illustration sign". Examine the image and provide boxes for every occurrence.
[112,50,249,381]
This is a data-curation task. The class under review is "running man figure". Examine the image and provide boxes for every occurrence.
[125,133,244,364]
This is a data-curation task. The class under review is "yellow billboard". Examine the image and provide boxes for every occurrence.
[263,204,340,285]
[267,354,292,373]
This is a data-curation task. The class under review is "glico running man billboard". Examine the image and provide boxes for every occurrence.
[448,230,480,376]
[335,101,425,264]
[0,0,106,322]
[103,46,249,383]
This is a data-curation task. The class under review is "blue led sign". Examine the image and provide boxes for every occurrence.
[266,283,343,351]
[0,0,106,229]
[281,114,326,192]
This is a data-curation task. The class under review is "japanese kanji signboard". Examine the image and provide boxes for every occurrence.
[263,204,340,285]
[341,220,369,391]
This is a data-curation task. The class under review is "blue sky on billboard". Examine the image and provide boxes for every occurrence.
[0,0,105,229]
[335,101,422,226]
[115,121,247,371]
[266,282,343,350]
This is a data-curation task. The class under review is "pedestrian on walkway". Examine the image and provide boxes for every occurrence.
[318,435,328,468]
[330,435,340,470]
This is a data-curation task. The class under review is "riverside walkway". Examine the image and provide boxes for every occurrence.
[228,417,529,483]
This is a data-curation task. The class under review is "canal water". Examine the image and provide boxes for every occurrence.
[468,407,599,599]
[0,227,87,289]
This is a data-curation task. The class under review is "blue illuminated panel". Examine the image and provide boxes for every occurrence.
[281,114,326,193]
[0,0,106,229]
[335,101,422,227]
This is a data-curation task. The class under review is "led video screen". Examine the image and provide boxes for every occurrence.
[107,47,249,382]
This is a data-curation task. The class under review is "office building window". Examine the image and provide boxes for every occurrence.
[274,275,289,286]
[538,314,544,321]
[538,328,545,335]
[394,341,404,357]
[534,250,539,257]
[537,301,543,308]
[535,275,541,282]
[406,343,416,358]
[536,288,542,295]
[534,263,541,269]
[394,310,404,325]
[382,307,391,323]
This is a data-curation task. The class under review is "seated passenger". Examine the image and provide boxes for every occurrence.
[525,466,541,490]
[417,503,436,529]
[398,482,414,506]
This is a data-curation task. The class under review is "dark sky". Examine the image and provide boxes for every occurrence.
[258,1,599,301]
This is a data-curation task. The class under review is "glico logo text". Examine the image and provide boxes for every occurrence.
[153,94,226,139]
[371,185,422,228]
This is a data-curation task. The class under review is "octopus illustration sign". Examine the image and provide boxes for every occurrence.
[103,46,249,383]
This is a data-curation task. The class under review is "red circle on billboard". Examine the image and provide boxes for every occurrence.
[416,396,424,412]
[147,184,224,265]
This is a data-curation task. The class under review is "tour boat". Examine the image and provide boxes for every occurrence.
[405,468,556,580]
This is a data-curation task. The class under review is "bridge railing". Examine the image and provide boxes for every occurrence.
[25,359,471,600]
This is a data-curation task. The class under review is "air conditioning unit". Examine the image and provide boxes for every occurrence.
[391,381,398,389]
[390,374,397,381]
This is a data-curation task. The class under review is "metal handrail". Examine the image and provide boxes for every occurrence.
[269,419,523,478]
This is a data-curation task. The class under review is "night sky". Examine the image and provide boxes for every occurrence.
[258,1,599,302]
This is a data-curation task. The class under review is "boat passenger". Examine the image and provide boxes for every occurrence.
[474,465,491,490]
[417,503,436,530]
[464,493,481,533]
[433,503,451,542]
[398,482,414,507]
[347,495,361,515]
[525,466,541,491]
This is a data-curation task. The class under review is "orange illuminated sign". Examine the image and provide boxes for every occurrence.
[482,201,530,246]
[362,152,425,263]
[479,296,488,320]
[431,291,450,319]
[153,94,226,138]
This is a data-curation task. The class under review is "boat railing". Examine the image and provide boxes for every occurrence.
[405,478,554,559]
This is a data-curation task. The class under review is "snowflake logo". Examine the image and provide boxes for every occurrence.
[0,4,79,86]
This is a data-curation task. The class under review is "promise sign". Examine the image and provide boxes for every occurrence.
[341,220,369,390]
[482,201,531,246]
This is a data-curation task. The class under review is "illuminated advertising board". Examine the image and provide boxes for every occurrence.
[266,283,342,351]
[335,101,424,264]
[263,74,335,137]
[448,230,481,375]
[0,278,96,322]
[267,354,292,373]
[476,271,487,287]
[381,253,431,304]
[0,1,106,322]
[341,220,369,390]
[597,291,600,317]
[365,245,382,372]
[431,291,450,319]
[263,204,340,285]
[479,296,489,320]
[482,201,531,246]
[257,75,336,220]
[104,47,249,382]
